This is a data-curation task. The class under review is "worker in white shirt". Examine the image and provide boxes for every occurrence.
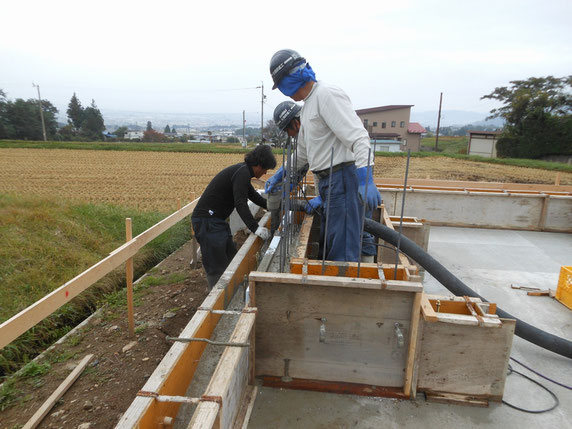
[265,49,381,262]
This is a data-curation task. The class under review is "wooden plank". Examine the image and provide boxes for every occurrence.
[253,278,415,387]
[187,402,221,429]
[249,271,422,293]
[381,206,415,270]
[126,218,135,337]
[197,312,256,429]
[289,260,414,283]
[403,292,421,397]
[23,354,93,429]
[417,319,515,397]
[293,214,314,259]
[0,198,200,349]
[420,293,438,322]
[232,385,257,429]
[425,391,489,408]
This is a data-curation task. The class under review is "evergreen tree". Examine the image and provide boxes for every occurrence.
[171,126,176,134]
[67,93,84,130]
[80,100,105,140]
[146,121,153,131]
[164,124,171,134]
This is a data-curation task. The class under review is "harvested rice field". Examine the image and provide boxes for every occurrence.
[1,148,570,212]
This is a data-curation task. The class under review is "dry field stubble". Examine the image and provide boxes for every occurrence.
[1,149,570,212]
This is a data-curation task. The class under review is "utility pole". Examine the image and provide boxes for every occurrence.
[260,81,265,143]
[242,110,246,148]
[32,83,47,141]
[435,92,442,152]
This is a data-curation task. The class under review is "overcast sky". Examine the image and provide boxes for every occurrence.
[2,0,571,121]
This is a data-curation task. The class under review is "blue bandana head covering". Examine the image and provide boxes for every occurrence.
[277,62,317,97]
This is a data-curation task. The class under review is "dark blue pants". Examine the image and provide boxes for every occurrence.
[191,217,237,287]
[317,164,361,262]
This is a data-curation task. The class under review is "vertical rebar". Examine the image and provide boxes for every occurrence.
[280,140,288,272]
[321,147,335,274]
[357,148,371,278]
[394,149,411,279]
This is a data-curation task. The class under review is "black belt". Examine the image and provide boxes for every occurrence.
[312,161,355,179]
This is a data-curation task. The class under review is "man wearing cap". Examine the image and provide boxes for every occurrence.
[192,145,276,288]
[265,49,381,262]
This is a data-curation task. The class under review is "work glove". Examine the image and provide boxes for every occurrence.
[356,166,382,211]
[254,226,271,241]
[305,196,323,214]
[264,166,285,194]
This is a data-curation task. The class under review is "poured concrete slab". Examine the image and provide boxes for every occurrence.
[248,227,572,428]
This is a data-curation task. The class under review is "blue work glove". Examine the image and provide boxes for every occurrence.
[305,196,323,214]
[356,166,382,210]
[265,166,284,193]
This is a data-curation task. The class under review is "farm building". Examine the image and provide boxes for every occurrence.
[467,130,501,157]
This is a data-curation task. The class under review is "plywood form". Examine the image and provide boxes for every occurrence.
[417,317,515,399]
[250,272,421,388]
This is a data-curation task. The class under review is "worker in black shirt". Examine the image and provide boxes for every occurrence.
[192,145,277,288]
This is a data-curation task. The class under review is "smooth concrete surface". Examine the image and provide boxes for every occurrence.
[248,227,572,429]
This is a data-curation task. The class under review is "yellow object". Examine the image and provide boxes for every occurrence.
[555,266,572,310]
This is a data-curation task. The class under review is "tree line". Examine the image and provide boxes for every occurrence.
[0,90,106,141]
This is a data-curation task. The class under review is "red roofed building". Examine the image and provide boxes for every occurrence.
[355,105,426,152]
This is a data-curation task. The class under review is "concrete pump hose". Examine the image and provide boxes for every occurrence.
[363,218,572,360]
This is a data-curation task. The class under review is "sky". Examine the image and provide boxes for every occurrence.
[1,0,571,124]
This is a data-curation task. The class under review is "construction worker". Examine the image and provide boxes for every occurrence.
[270,100,378,262]
[266,49,381,262]
[192,145,276,288]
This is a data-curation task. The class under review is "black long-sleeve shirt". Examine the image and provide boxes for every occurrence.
[192,163,267,233]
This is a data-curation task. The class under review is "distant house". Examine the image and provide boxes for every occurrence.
[355,105,426,152]
[467,130,501,158]
[124,130,145,140]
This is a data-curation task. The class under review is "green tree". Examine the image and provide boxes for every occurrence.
[164,124,171,133]
[0,97,58,140]
[481,76,572,158]
[171,126,176,134]
[114,126,128,138]
[146,121,153,131]
[80,100,105,140]
[67,93,84,130]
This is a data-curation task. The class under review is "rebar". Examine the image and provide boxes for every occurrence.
[321,147,335,274]
[394,149,411,279]
[357,148,372,277]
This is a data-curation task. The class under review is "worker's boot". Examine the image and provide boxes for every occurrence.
[207,274,220,289]
[361,255,374,263]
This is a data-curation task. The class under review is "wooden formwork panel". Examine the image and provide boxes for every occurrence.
[249,273,422,389]
[417,317,515,400]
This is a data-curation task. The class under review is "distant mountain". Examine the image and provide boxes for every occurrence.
[411,110,504,128]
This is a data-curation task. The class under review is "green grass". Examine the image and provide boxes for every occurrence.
[0,140,256,154]
[0,193,191,375]
[420,136,469,154]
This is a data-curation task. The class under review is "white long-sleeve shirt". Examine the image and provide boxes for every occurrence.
[297,81,373,172]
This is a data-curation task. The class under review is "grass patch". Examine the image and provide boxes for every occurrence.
[0,140,255,154]
[421,136,469,154]
[0,193,190,376]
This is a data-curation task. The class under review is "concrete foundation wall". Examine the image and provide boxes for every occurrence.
[381,189,572,232]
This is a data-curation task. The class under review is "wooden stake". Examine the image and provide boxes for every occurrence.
[126,218,135,337]
[555,172,561,186]
[22,354,93,429]
[177,198,181,211]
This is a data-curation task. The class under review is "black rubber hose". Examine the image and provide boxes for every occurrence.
[364,218,572,360]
